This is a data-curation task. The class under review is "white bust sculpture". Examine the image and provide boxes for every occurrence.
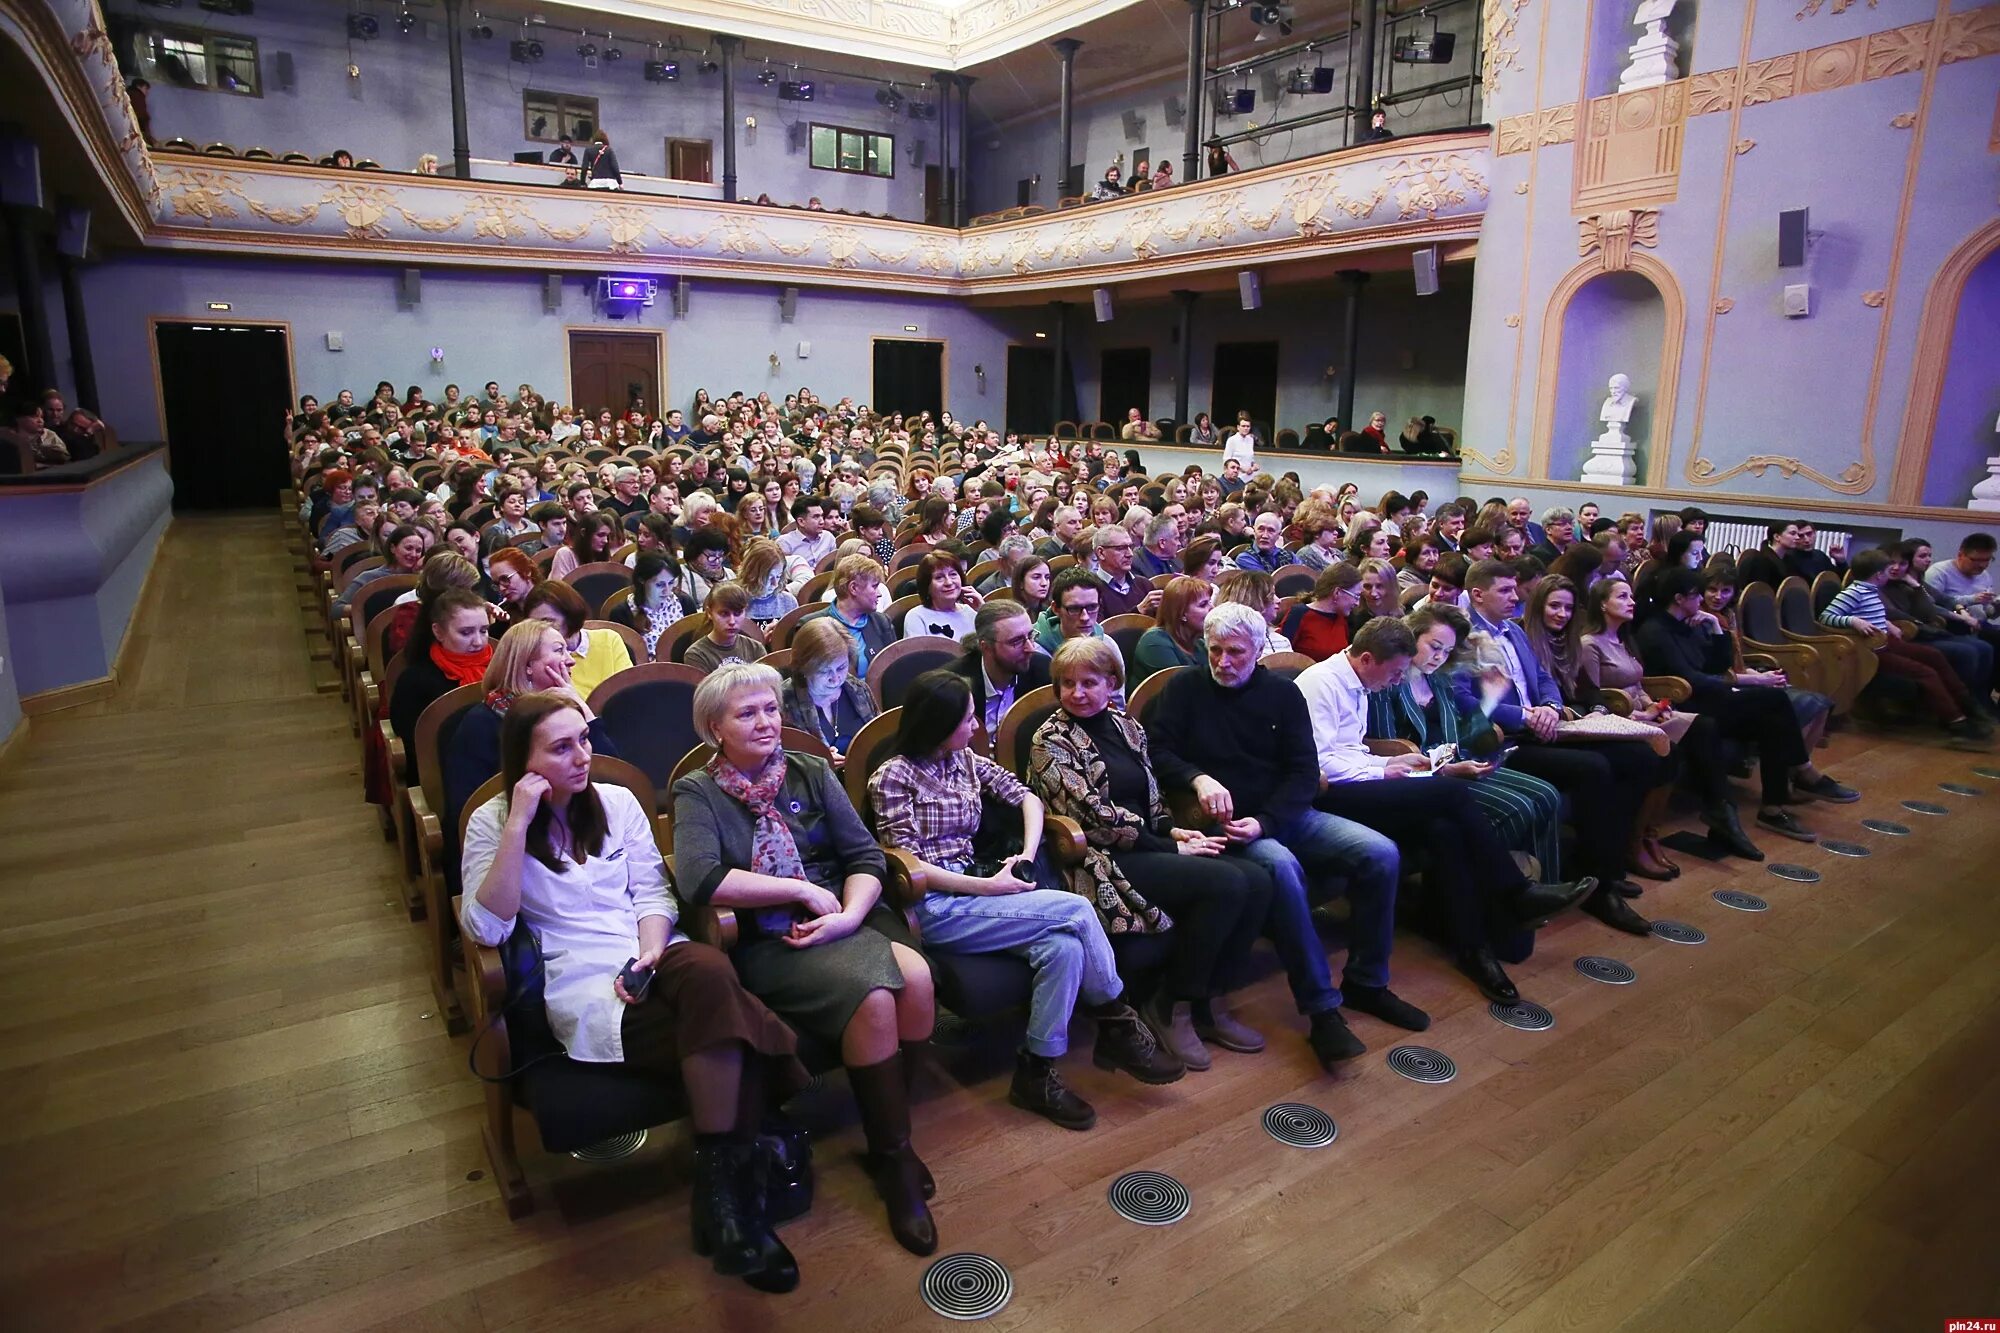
[1619,0,1682,92]
[1582,372,1640,485]
[1600,373,1636,427]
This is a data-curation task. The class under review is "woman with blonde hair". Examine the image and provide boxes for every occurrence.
[737,537,799,630]
[778,617,878,763]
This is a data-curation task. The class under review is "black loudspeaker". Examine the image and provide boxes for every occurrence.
[779,287,798,322]
[1412,245,1439,296]
[909,138,928,168]
[1238,270,1261,310]
[0,134,43,210]
[1311,66,1336,94]
[399,267,421,308]
[542,274,562,313]
[1778,208,1809,268]
[673,277,690,317]
[55,205,91,259]
[1122,109,1144,140]
[1093,288,1114,323]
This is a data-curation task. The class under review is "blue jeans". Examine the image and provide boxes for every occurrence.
[1235,809,1400,1015]
[914,888,1121,1058]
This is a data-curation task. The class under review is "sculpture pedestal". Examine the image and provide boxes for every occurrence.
[1970,456,2000,512]
[1581,426,1638,486]
[1618,23,1680,92]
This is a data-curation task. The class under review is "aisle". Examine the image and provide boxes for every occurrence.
[0,513,1994,1332]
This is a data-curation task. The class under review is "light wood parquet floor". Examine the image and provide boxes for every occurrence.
[1,513,1996,1332]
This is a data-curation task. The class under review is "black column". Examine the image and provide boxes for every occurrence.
[1351,0,1380,142]
[444,0,471,178]
[55,251,98,413]
[1173,289,1196,427]
[955,75,975,226]
[3,208,56,395]
[932,71,955,223]
[1051,38,1081,201]
[718,36,740,202]
[1049,300,1069,427]
[1182,0,1206,183]
[1336,270,1367,432]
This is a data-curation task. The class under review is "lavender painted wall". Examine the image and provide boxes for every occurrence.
[103,0,943,218]
[1924,246,2000,509]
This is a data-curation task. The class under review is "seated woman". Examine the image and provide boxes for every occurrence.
[1281,562,1363,661]
[460,693,807,1292]
[1009,554,1052,624]
[444,619,621,834]
[608,551,687,662]
[901,550,982,642]
[1353,557,1402,626]
[549,510,619,581]
[671,663,939,1256]
[486,547,540,629]
[1214,569,1295,657]
[812,554,897,674]
[686,582,769,674]
[1700,562,1836,747]
[1133,576,1210,685]
[389,587,494,774]
[780,618,879,765]
[334,522,432,617]
[1031,638,1275,1071]
[1293,502,1345,572]
[738,539,799,631]
[364,551,484,807]
[867,669,1181,1131]
[521,580,634,700]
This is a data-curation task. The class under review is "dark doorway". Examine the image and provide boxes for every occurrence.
[871,338,945,422]
[925,165,943,226]
[1212,340,1279,441]
[1099,346,1151,425]
[569,330,660,418]
[153,321,292,510]
[1006,342,1078,436]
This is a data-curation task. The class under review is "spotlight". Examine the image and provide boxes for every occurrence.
[1214,86,1254,115]
[646,59,680,81]
[700,57,720,73]
[1248,0,1293,38]
[577,40,597,58]
[1392,30,1456,63]
[605,34,622,60]
[1285,66,1311,94]
[906,100,937,120]
[510,37,543,61]
[347,12,379,39]
[756,62,777,86]
[779,79,814,101]
[876,84,902,110]
[472,20,492,37]
[394,6,414,34]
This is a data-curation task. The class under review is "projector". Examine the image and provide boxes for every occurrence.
[1392,32,1456,63]
[597,276,658,306]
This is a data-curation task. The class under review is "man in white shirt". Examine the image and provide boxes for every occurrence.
[1222,421,1258,476]
[1295,616,1596,1004]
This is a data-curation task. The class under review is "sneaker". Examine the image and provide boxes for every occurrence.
[1945,717,1995,748]
[1793,774,1860,803]
[1008,1053,1096,1131]
[1193,1000,1266,1054]
[1140,994,1211,1071]
[1307,1009,1366,1069]
[1091,1005,1186,1085]
[1340,984,1431,1032]
[1755,808,1819,843]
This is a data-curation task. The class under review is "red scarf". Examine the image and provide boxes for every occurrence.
[430,641,492,686]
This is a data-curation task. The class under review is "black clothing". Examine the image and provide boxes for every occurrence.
[1147,665,1317,835]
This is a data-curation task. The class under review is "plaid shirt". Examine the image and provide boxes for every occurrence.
[867,750,1028,871]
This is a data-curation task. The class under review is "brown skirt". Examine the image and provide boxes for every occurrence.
[619,941,810,1098]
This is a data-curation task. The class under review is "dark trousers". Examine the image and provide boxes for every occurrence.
[1504,739,1661,880]
[1876,637,1968,720]
[1668,711,1736,812]
[1315,777,1526,956]
[1681,684,1809,805]
[1917,629,1994,702]
[1112,849,1274,1001]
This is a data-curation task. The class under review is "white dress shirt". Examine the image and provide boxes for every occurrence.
[1296,651,1394,783]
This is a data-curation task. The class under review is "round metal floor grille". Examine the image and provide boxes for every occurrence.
[1973,766,2000,780]
[1386,1045,1458,1083]
[1713,889,1770,912]
[1938,782,1984,797]
[1262,1103,1339,1148]
[1768,863,1822,883]
[920,1254,1014,1321]
[1902,800,1951,816]
[1107,1171,1190,1225]
[568,1130,647,1161]
[1861,819,1912,836]
[1575,955,1637,985]
[1489,1000,1555,1032]
[1820,840,1870,858]
[1650,920,1708,945]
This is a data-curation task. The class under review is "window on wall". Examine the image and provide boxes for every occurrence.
[809,124,894,178]
[523,91,599,143]
[131,26,261,96]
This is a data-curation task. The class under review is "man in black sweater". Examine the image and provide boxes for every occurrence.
[1147,602,1427,1069]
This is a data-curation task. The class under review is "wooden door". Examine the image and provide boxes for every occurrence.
[667,139,712,183]
[569,331,661,418]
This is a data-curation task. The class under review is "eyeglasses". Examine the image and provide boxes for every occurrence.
[1061,601,1100,616]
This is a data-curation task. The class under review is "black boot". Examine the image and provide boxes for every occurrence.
[758,1119,814,1225]
[900,1041,937,1200]
[849,1053,938,1256]
[1456,946,1519,1005]
[690,1138,763,1278]
[1008,1051,1097,1130]
[1704,803,1765,861]
[1089,1000,1186,1084]
[736,1138,801,1294]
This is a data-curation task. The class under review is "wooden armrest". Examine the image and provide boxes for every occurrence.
[1364,738,1420,756]
[684,905,739,951]
[1890,619,1920,640]
[1045,814,1088,866]
[1165,787,1205,830]
[1741,652,1780,671]
[452,895,507,1013]
[360,672,380,719]
[1643,675,1693,704]
[1596,689,1634,717]
[882,846,929,906]
[414,799,443,865]
[383,724,405,775]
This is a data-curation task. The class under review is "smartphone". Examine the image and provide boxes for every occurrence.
[618,957,654,1001]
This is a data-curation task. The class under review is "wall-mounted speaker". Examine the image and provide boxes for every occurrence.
[673,277,690,317]
[0,134,44,210]
[398,267,421,308]
[1412,244,1439,296]
[1163,95,1185,128]
[55,205,90,259]
[1092,288,1114,323]
[1310,66,1336,94]
[780,286,799,322]
[542,273,562,313]
[909,138,928,168]
[1778,208,1809,268]
[273,50,295,91]
[1121,109,1145,140]
[1237,270,1261,311]
[787,122,807,153]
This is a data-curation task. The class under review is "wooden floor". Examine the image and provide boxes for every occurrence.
[2,513,1998,1332]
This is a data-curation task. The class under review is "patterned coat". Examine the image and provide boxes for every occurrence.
[1026,708,1173,936]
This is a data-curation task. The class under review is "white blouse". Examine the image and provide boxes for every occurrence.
[459,783,680,1064]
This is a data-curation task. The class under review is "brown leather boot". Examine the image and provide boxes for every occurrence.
[848,1053,938,1256]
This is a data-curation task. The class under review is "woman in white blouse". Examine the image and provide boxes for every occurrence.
[460,692,809,1293]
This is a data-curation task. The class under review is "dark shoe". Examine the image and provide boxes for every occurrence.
[737,1140,801,1294]
[1794,774,1860,803]
[1140,993,1211,1070]
[1091,1003,1186,1085]
[758,1121,813,1225]
[741,1229,801,1295]
[1456,947,1519,1005]
[1008,1052,1097,1131]
[691,1140,764,1278]
[1611,879,1644,898]
[1508,876,1598,929]
[1582,886,1652,936]
[1307,1009,1366,1069]
[1340,984,1431,1032]
[1630,841,1678,881]
[1944,721,1994,751]
[1704,804,1766,861]
[1642,835,1681,878]
[848,1054,938,1256]
[1192,999,1266,1054]
[1755,807,1818,843]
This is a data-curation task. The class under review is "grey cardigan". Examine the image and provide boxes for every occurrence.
[671,750,887,910]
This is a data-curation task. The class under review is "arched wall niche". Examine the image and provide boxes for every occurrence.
[1890,218,2000,510]
[1530,253,1685,488]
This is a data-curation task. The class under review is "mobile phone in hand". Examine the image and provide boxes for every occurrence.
[618,957,654,1000]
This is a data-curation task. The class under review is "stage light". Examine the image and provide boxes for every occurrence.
[347,12,379,39]
[646,59,680,81]
[876,84,903,110]
[577,40,597,59]
[394,7,415,34]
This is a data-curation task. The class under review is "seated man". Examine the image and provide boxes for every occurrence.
[1886,539,1996,710]
[1922,533,1999,652]
[950,599,1050,756]
[1088,524,1161,618]
[513,501,568,558]
[1232,511,1296,574]
[685,581,769,674]
[1449,560,1658,934]
[1132,514,1183,580]
[1296,617,1596,1004]
[1820,550,1992,749]
[1148,603,1427,1068]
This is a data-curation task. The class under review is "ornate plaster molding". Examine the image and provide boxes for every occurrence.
[1577,208,1659,271]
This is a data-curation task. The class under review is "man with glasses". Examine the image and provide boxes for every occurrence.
[952,598,1051,755]
[1092,525,1161,617]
